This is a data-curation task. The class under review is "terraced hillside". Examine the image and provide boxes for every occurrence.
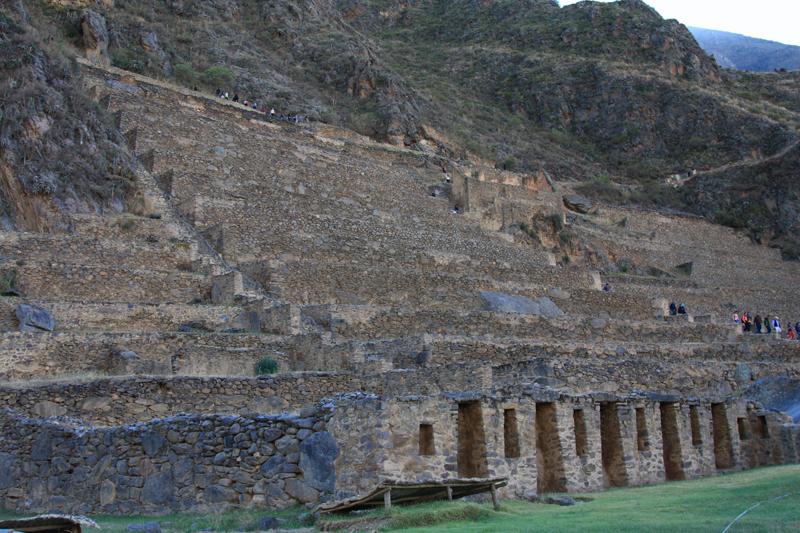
[0,59,798,515]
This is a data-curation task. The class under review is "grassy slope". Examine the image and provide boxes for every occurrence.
[343,465,800,533]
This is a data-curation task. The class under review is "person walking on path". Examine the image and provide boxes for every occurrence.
[755,315,763,334]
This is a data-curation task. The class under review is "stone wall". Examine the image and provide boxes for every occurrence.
[330,392,800,499]
[0,364,493,426]
[310,305,740,344]
[0,331,292,380]
[8,261,209,304]
[0,407,337,514]
[0,299,243,334]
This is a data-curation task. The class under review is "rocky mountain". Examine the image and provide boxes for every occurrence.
[3,0,800,257]
[690,27,800,72]
[0,2,139,232]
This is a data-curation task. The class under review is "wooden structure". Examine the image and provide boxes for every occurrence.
[317,478,508,514]
[0,514,98,533]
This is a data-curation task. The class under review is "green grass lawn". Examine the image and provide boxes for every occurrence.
[1,465,798,532]
[324,465,800,533]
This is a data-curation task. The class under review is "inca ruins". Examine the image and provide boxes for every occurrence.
[1,59,799,516]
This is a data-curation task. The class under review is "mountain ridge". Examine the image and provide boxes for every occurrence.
[1,0,799,257]
[689,26,800,72]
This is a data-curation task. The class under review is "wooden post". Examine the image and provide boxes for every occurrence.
[490,484,500,511]
[384,488,392,510]
[446,486,453,501]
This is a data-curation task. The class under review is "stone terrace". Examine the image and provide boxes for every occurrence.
[0,60,796,514]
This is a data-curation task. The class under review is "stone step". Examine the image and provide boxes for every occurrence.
[302,305,741,344]
[9,260,211,304]
[66,214,187,241]
[420,335,800,369]
[0,230,196,273]
[0,331,293,381]
[172,192,554,270]
[0,299,245,334]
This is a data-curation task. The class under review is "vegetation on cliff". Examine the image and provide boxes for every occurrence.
[0,3,137,231]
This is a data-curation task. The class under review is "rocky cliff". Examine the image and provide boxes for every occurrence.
[0,2,138,231]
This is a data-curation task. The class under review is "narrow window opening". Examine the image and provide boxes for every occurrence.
[737,418,750,440]
[635,407,650,452]
[419,423,435,456]
[600,402,629,487]
[757,416,769,439]
[690,406,703,445]
[535,402,567,493]
[504,409,520,459]
[711,403,733,470]
[660,402,685,481]
[457,401,488,478]
[573,409,588,458]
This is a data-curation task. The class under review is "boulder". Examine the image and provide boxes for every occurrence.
[480,292,564,317]
[545,495,576,506]
[100,479,116,506]
[31,400,66,418]
[15,304,55,333]
[257,517,284,530]
[744,376,800,422]
[30,431,53,461]
[139,31,173,76]
[0,453,19,490]
[284,478,319,504]
[260,455,286,478]
[548,288,571,301]
[142,471,174,505]
[80,10,110,66]
[79,396,112,412]
[205,484,237,503]
[141,433,166,456]
[298,431,339,492]
[562,194,596,214]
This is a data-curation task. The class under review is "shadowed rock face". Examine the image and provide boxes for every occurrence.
[80,9,110,66]
[745,377,800,422]
[679,143,800,259]
[0,6,138,231]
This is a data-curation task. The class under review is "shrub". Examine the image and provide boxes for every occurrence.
[497,157,518,171]
[110,48,145,73]
[0,269,19,295]
[201,66,234,88]
[174,63,199,86]
[255,357,278,375]
[546,213,564,232]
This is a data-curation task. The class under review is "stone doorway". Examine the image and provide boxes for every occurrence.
[660,403,685,480]
[600,402,629,487]
[535,402,567,493]
[457,401,489,478]
[711,404,733,469]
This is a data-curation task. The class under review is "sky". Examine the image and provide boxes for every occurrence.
[559,0,800,46]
